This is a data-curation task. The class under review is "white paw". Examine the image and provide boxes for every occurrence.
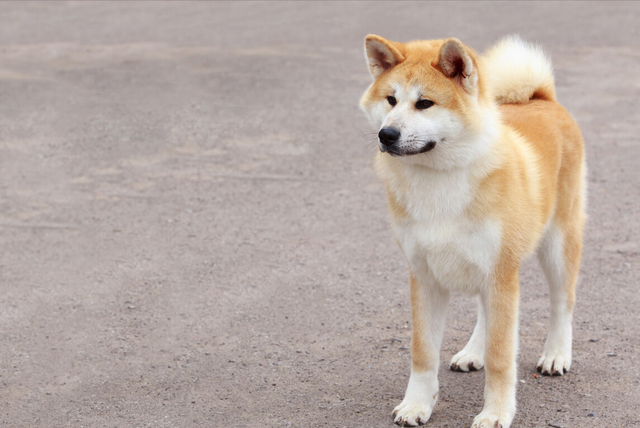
[471,409,513,428]
[393,401,434,426]
[536,349,571,376]
[450,348,484,372]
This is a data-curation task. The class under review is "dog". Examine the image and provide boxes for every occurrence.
[359,35,585,428]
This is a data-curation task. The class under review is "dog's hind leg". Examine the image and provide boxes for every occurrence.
[536,220,582,375]
[450,296,485,372]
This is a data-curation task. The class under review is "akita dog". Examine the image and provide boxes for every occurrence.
[359,35,585,428]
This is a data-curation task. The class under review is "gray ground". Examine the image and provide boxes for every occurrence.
[0,2,639,427]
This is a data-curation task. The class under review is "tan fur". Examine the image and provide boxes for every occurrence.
[360,34,585,428]
[409,274,435,373]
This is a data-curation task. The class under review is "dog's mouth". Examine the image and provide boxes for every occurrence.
[381,141,436,156]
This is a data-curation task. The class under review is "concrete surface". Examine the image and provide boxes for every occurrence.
[0,2,639,427]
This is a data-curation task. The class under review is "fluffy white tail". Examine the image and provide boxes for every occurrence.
[482,36,556,104]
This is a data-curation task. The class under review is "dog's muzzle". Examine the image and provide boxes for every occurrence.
[378,127,437,156]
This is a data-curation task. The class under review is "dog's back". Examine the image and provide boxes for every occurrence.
[480,36,586,257]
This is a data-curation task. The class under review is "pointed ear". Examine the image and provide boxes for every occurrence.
[434,38,478,92]
[364,34,405,79]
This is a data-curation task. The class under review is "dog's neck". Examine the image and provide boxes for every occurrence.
[376,108,505,224]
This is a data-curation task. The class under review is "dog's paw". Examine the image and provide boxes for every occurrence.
[536,350,571,376]
[450,348,484,372]
[393,401,433,426]
[471,409,513,428]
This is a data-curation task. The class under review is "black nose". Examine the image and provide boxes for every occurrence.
[378,127,401,147]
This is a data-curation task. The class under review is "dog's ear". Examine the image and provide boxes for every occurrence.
[364,35,405,79]
[434,38,478,93]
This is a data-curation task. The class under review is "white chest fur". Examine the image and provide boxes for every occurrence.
[382,161,502,293]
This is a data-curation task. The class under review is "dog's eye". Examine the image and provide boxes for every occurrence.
[387,96,397,107]
[416,99,434,110]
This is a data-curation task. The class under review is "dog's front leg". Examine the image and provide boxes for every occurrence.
[472,270,519,428]
[393,273,449,426]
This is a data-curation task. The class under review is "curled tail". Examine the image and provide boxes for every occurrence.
[482,35,556,104]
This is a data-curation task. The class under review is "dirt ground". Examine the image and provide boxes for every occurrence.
[0,2,639,427]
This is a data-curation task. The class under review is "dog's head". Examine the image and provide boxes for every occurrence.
[359,35,496,170]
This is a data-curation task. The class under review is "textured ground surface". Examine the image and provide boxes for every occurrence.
[0,2,639,427]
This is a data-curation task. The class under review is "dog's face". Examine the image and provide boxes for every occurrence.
[360,35,494,170]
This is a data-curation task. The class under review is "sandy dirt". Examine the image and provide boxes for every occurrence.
[0,2,639,427]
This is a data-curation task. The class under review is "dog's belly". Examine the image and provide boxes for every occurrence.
[394,219,502,293]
